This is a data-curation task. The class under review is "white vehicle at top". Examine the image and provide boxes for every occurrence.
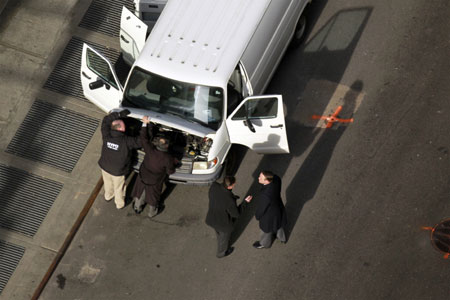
[80,0,311,185]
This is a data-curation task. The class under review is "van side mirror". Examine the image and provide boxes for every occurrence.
[89,79,104,90]
[243,118,256,133]
[89,79,110,90]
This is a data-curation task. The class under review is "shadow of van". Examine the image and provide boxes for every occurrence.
[230,5,372,245]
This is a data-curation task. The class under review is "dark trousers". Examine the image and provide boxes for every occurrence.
[215,230,231,258]
[259,227,286,248]
[132,175,164,207]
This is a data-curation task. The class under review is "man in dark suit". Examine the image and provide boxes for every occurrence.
[248,170,287,249]
[131,116,177,218]
[205,176,250,258]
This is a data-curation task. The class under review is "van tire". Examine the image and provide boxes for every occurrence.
[290,14,307,49]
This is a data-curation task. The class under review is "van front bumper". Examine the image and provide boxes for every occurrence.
[168,165,223,186]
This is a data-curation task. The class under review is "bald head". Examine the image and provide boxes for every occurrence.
[112,120,125,132]
[156,137,169,151]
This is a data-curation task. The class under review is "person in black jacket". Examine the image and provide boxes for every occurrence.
[98,109,141,209]
[247,170,287,249]
[132,116,177,218]
[205,176,250,258]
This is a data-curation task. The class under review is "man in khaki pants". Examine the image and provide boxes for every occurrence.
[98,109,141,209]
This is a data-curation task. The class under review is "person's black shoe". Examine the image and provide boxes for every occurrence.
[133,206,143,214]
[224,247,234,257]
[253,241,265,249]
[217,247,234,258]
[158,203,166,214]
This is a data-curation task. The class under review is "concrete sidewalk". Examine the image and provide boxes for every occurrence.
[0,0,113,298]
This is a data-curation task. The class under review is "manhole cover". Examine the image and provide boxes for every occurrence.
[427,219,450,259]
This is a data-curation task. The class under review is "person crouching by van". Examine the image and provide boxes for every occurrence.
[132,116,177,218]
[98,109,142,209]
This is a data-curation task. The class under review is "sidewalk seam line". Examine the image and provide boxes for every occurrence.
[0,40,46,59]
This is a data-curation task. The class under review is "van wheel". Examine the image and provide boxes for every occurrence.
[290,15,307,49]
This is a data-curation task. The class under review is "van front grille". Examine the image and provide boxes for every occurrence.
[177,158,193,174]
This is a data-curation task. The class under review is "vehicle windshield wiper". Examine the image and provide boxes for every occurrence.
[166,110,187,119]
[187,117,210,127]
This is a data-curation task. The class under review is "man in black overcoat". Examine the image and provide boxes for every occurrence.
[132,116,177,217]
[248,170,287,249]
[205,176,249,258]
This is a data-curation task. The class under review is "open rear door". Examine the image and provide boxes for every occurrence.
[80,43,122,113]
[120,6,148,65]
[226,95,290,154]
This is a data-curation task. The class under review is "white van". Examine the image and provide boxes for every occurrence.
[80,0,311,185]
[121,0,167,65]
[131,0,166,30]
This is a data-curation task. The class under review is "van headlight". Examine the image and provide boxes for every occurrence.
[193,157,218,170]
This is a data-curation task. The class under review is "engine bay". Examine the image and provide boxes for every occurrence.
[150,123,213,162]
[123,117,213,172]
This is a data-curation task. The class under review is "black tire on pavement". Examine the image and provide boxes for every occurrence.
[290,14,307,49]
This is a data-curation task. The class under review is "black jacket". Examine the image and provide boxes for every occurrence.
[255,175,287,233]
[139,123,176,185]
[205,182,240,233]
[98,112,141,176]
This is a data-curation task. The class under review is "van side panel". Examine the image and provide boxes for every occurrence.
[241,0,308,94]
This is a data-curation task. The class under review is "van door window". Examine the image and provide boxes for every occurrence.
[86,48,119,89]
[227,84,242,117]
[231,97,278,120]
[238,61,253,96]
[227,65,247,117]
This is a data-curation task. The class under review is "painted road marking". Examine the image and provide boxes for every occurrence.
[292,79,364,129]
[311,105,354,128]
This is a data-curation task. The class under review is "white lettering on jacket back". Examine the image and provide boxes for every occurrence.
[107,142,119,151]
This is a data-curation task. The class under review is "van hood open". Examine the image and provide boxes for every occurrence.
[119,107,216,137]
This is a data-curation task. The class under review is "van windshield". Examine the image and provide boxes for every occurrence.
[122,68,223,130]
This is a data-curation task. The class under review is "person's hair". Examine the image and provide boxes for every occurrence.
[222,176,236,188]
[261,170,274,183]
[111,120,125,131]
[156,137,169,151]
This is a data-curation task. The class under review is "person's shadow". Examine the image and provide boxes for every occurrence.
[230,122,321,245]
[229,5,372,246]
[284,80,362,239]
[231,80,362,244]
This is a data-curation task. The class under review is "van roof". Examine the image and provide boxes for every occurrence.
[134,0,271,88]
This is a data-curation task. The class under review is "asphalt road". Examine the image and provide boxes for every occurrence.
[260,0,450,299]
[37,0,450,299]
